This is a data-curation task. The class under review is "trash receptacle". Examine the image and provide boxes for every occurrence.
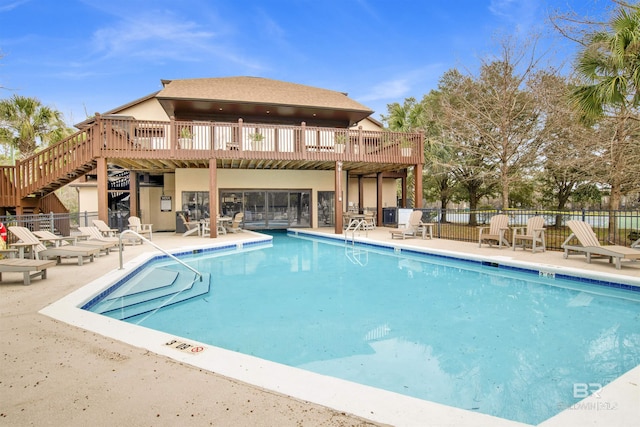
[176,211,187,233]
[382,207,397,226]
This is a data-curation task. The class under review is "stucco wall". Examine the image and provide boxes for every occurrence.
[346,178,398,211]
[115,98,169,121]
[77,185,98,213]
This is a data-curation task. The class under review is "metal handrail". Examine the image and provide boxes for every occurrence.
[118,229,203,282]
[344,219,370,244]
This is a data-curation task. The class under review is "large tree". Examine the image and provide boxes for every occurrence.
[530,72,600,224]
[0,95,66,160]
[437,69,498,225]
[437,38,547,210]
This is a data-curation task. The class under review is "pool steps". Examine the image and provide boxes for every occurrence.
[91,267,211,320]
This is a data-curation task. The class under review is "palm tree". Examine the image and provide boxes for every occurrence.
[570,3,640,212]
[381,97,426,208]
[0,95,66,160]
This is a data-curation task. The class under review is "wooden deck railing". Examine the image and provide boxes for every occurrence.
[0,117,423,207]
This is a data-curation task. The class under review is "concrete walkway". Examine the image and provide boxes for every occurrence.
[1,229,638,426]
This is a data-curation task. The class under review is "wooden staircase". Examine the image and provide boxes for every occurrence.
[1,124,97,215]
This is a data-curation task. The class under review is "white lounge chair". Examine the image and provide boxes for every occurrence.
[562,220,640,269]
[8,226,99,266]
[92,219,119,237]
[389,210,423,239]
[512,216,546,253]
[0,258,57,285]
[128,216,153,240]
[478,214,510,248]
[33,230,116,256]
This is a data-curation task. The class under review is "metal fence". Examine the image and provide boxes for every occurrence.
[0,211,125,244]
[413,208,640,250]
[2,208,639,251]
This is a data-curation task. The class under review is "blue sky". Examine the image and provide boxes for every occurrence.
[0,0,611,126]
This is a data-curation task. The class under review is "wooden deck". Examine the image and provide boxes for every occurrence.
[0,116,423,207]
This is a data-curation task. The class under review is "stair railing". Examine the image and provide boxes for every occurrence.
[118,229,203,282]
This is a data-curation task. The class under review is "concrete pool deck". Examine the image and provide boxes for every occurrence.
[1,228,638,426]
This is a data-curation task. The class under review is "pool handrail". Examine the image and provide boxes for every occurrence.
[344,219,369,244]
[118,229,203,282]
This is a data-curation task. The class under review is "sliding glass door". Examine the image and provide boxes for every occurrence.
[220,190,311,229]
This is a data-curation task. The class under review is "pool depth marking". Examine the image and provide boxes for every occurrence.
[165,339,206,354]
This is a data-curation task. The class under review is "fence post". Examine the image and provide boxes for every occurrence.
[49,211,54,233]
[581,209,586,222]
[84,211,88,227]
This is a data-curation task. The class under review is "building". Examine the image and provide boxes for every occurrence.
[0,76,424,236]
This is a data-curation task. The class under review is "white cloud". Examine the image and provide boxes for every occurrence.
[489,0,540,33]
[358,78,411,102]
[0,0,30,13]
[84,5,264,70]
[358,64,444,103]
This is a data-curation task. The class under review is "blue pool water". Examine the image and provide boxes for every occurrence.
[86,231,640,425]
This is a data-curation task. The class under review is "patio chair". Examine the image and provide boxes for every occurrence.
[562,220,640,269]
[178,213,201,237]
[8,226,99,266]
[226,212,244,233]
[203,216,231,236]
[389,210,423,240]
[512,216,546,253]
[92,219,118,237]
[478,214,510,248]
[362,211,376,230]
[0,257,57,285]
[33,230,116,256]
[128,216,153,240]
[227,212,244,233]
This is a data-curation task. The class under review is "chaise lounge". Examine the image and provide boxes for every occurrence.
[0,257,57,285]
[33,230,116,256]
[92,219,119,237]
[562,220,640,269]
[8,226,99,266]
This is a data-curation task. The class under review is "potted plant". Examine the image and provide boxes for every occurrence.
[400,139,412,157]
[178,127,192,149]
[334,134,346,153]
[249,132,265,151]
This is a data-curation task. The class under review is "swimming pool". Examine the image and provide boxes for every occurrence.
[80,230,640,426]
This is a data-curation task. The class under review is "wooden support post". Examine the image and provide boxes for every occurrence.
[96,157,108,222]
[358,175,364,213]
[377,172,383,226]
[414,163,423,209]
[130,171,138,217]
[334,161,343,234]
[209,159,218,238]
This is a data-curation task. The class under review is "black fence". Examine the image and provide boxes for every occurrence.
[1,208,638,252]
[412,208,639,250]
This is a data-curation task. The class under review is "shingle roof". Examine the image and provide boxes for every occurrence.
[157,76,373,114]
